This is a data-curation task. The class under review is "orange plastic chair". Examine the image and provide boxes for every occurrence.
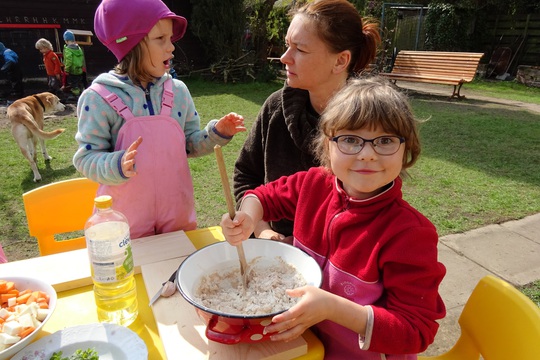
[419,275,540,360]
[23,177,99,256]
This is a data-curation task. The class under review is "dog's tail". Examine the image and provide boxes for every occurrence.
[33,127,65,139]
[20,117,65,139]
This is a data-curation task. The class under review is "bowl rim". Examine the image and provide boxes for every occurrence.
[0,276,57,359]
[176,238,322,319]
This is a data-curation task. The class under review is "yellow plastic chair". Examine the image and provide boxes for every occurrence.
[23,177,99,256]
[419,275,540,360]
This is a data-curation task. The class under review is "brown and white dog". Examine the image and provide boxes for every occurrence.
[7,92,66,182]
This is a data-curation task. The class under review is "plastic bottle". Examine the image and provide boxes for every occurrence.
[84,195,138,326]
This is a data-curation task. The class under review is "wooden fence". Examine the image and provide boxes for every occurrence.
[389,12,540,77]
[482,14,540,74]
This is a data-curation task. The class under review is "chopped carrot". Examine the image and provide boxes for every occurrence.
[19,326,36,339]
[37,300,49,309]
[1,293,17,303]
[38,292,48,299]
[0,281,15,294]
[0,280,7,293]
[18,289,32,296]
[35,291,49,303]
[16,293,32,304]
[25,294,38,305]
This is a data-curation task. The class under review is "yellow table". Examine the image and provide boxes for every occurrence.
[185,226,226,248]
[16,226,324,360]
[38,274,166,359]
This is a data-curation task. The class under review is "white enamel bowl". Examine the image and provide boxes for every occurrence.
[177,238,322,344]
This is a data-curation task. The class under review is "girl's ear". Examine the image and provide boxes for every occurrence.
[333,50,351,75]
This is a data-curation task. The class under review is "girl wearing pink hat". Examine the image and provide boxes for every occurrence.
[73,0,245,239]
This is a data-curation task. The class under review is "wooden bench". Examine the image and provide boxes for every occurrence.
[380,51,484,99]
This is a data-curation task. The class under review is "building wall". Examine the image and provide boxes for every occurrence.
[0,0,205,79]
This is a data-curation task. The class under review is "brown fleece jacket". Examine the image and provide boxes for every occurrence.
[233,83,320,236]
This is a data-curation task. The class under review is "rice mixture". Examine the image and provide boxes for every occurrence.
[195,257,307,316]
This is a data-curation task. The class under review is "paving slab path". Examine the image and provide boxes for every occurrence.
[396,80,540,114]
[421,213,540,356]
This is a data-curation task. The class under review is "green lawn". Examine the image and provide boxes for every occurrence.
[188,79,540,237]
[466,79,540,104]
[0,78,539,300]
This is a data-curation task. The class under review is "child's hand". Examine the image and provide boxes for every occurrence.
[121,136,142,177]
[220,211,254,246]
[263,286,333,342]
[257,228,286,241]
[215,112,246,137]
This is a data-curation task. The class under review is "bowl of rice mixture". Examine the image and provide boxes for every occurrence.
[176,238,322,344]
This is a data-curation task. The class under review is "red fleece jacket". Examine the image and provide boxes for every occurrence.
[248,167,446,359]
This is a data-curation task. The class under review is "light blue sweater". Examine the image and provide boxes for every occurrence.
[73,72,231,185]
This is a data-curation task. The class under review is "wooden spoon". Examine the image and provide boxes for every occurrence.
[214,145,249,290]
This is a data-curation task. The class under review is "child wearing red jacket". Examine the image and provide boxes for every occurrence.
[221,77,446,359]
[35,38,63,94]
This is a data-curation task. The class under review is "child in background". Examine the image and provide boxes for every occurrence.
[74,0,245,239]
[62,30,85,98]
[0,42,24,98]
[221,77,446,359]
[35,38,63,95]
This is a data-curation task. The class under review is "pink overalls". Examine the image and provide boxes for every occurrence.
[0,243,7,263]
[91,80,196,239]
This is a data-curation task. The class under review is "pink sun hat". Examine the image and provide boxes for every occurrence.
[94,0,187,61]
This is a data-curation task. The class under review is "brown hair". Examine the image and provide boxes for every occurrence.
[314,77,421,176]
[292,0,381,75]
[113,37,155,86]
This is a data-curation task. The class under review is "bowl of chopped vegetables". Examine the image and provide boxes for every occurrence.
[0,276,57,360]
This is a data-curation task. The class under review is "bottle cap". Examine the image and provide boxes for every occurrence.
[94,195,113,209]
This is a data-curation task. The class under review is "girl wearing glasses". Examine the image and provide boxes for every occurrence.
[221,77,446,359]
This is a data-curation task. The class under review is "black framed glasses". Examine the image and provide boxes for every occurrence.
[330,135,405,155]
